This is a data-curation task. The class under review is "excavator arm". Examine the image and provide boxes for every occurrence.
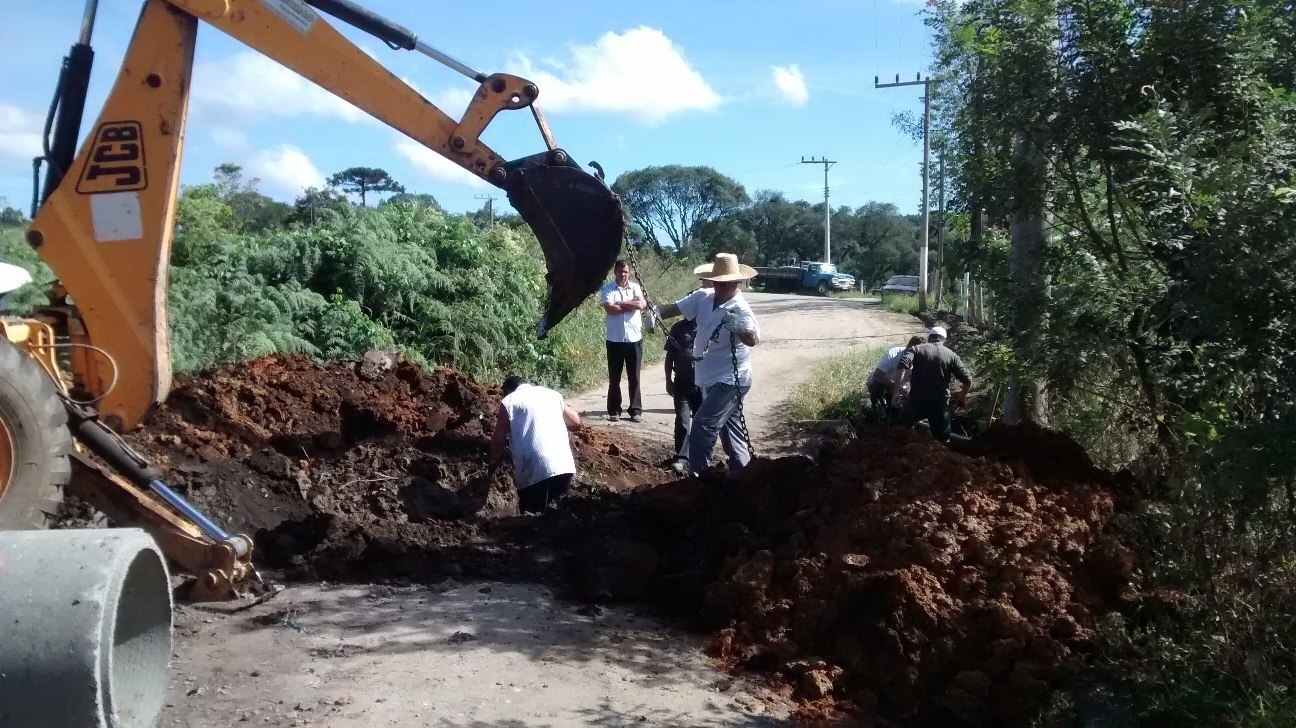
[13,0,623,600]
[29,0,623,431]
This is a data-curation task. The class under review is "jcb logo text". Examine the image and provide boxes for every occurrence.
[76,121,147,194]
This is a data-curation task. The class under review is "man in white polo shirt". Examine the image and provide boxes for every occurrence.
[490,375,581,513]
[600,260,647,422]
[653,253,761,478]
[869,335,925,418]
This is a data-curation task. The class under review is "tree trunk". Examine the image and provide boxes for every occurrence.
[1003,133,1051,426]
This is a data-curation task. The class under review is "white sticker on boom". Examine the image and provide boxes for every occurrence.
[90,192,143,242]
[260,0,318,34]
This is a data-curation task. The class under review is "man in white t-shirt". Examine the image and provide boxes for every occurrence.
[653,253,761,478]
[490,375,582,513]
[869,335,925,416]
[599,260,647,423]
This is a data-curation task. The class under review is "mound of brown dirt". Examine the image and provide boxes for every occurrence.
[121,353,1132,724]
[603,427,1135,726]
[957,421,1107,487]
[123,353,668,583]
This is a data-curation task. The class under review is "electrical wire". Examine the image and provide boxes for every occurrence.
[27,341,120,406]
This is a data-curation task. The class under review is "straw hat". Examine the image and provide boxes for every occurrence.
[695,253,757,282]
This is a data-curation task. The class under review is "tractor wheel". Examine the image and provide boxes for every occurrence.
[0,338,72,529]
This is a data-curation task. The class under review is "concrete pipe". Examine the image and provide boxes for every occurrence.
[0,528,172,727]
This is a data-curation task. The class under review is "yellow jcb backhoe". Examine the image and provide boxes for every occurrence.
[1,0,624,600]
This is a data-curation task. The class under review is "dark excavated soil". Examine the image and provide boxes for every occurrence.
[121,354,670,585]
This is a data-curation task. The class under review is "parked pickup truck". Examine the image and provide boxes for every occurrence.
[753,260,856,293]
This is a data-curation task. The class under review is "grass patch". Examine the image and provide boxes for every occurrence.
[776,346,887,425]
[881,293,920,315]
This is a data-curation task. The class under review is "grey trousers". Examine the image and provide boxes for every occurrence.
[687,382,752,477]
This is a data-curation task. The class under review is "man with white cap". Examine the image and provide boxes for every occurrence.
[654,253,761,478]
[896,325,972,442]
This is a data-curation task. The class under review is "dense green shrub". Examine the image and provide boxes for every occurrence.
[2,191,698,394]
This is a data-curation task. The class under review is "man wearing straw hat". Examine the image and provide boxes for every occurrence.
[654,253,761,478]
[662,266,714,474]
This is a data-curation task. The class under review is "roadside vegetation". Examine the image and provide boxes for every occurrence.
[777,346,886,425]
[911,0,1296,721]
[880,292,920,315]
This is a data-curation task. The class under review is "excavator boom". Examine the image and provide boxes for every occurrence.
[30,0,621,429]
[11,0,622,600]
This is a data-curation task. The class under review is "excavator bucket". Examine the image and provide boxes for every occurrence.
[504,153,624,337]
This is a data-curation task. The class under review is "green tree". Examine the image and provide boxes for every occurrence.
[327,167,406,207]
[382,192,442,212]
[612,165,749,252]
[0,197,25,227]
[836,202,920,287]
[292,187,350,225]
[203,164,292,232]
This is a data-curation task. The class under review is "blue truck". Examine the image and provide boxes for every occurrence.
[753,260,856,294]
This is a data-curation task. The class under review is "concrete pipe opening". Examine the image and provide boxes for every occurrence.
[0,528,173,727]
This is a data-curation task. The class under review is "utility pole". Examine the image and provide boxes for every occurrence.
[936,153,946,309]
[474,194,496,226]
[800,157,836,263]
[876,73,935,312]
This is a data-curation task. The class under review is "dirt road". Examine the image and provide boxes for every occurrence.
[160,293,917,727]
[571,292,921,457]
[162,583,788,727]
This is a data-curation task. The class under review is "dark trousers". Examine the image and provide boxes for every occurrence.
[606,340,643,416]
[898,398,953,442]
[672,384,703,457]
[868,378,891,410]
[518,473,573,514]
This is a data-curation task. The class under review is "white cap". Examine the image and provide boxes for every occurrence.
[928,326,947,339]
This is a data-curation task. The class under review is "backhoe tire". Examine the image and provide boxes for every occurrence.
[0,338,71,530]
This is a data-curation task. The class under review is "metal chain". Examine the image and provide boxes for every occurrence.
[700,318,755,456]
[729,333,755,456]
[623,243,669,335]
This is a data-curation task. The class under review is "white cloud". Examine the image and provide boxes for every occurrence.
[0,102,43,163]
[210,126,249,152]
[192,52,368,123]
[247,144,325,196]
[392,138,488,188]
[771,65,810,106]
[507,27,720,124]
[430,88,474,116]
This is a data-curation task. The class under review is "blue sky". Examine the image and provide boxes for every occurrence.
[1,0,937,217]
